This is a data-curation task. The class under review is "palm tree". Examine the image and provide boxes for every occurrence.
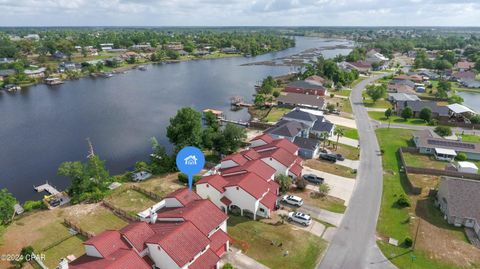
[333,127,345,150]
[319,132,329,150]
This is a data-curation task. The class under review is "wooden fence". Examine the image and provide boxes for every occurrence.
[102,200,140,222]
[248,120,274,130]
[398,147,480,193]
[130,185,162,201]
[64,218,95,239]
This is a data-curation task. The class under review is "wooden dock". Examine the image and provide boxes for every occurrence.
[220,118,250,127]
[34,181,60,195]
[230,96,253,108]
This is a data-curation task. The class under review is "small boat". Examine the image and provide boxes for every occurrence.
[45,77,64,85]
[102,73,113,78]
[138,65,147,71]
[3,84,21,92]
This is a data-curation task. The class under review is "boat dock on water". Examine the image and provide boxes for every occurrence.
[230,96,253,108]
[203,108,249,127]
[34,181,60,195]
[45,77,64,85]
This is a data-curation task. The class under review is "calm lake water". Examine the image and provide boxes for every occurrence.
[0,37,352,202]
[457,91,480,112]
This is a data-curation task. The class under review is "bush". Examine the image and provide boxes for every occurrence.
[428,119,438,126]
[318,183,330,197]
[434,126,452,137]
[296,178,307,191]
[470,115,480,124]
[403,237,413,248]
[223,263,235,269]
[455,152,467,161]
[330,93,335,98]
[178,173,202,184]
[395,194,410,208]
[272,90,280,98]
[23,200,47,212]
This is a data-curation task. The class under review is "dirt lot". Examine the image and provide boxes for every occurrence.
[408,174,480,267]
[64,203,128,235]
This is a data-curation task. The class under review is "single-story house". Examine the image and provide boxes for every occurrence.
[100,43,114,51]
[387,93,420,103]
[413,129,480,161]
[447,103,477,119]
[340,61,372,73]
[294,137,320,159]
[284,80,328,96]
[305,75,327,85]
[277,93,325,110]
[394,74,424,83]
[24,67,46,78]
[459,79,480,89]
[417,70,439,80]
[265,120,309,142]
[436,177,480,238]
[164,42,184,50]
[396,100,450,121]
[452,71,476,81]
[59,62,82,72]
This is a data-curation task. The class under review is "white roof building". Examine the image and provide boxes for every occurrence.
[448,103,476,115]
[457,161,478,174]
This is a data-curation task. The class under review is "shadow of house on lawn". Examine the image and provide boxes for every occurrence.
[414,197,468,236]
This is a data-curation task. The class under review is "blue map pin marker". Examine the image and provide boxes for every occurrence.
[176,146,205,190]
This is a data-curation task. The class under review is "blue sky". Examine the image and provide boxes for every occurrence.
[0,0,479,26]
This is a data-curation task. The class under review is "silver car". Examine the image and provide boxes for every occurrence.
[288,212,312,226]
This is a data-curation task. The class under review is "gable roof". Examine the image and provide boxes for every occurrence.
[277,93,326,109]
[413,129,480,154]
[70,248,151,269]
[305,75,327,84]
[222,153,248,166]
[197,174,229,192]
[282,108,318,123]
[294,137,320,151]
[265,120,308,138]
[251,133,274,144]
[258,147,297,168]
[146,222,210,267]
[120,222,155,252]
[402,100,449,116]
[286,80,325,90]
[221,159,276,180]
[166,188,201,206]
[439,177,480,223]
[189,249,220,269]
[312,120,335,133]
[223,172,271,199]
[84,230,130,258]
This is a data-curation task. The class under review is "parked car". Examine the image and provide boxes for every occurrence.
[320,153,337,162]
[288,212,312,226]
[335,154,345,161]
[319,148,329,154]
[303,174,324,185]
[281,195,304,206]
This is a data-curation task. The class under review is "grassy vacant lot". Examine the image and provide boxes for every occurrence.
[304,159,357,179]
[376,128,480,269]
[402,152,449,170]
[290,189,346,213]
[265,107,291,122]
[341,126,359,140]
[105,188,158,217]
[333,89,352,97]
[363,99,392,109]
[136,172,184,197]
[329,143,360,160]
[228,216,327,269]
[369,111,428,126]
[0,209,84,269]
[42,235,86,268]
[64,204,128,235]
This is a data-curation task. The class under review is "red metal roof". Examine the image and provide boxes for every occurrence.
[83,230,130,258]
[166,187,201,206]
[220,196,232,206]
[222,153,248,166]
[268,180,280,195]
[290,163,303,177]
[146,221,210,267]
[253,139,299,155]
[120,222,155,252]
[156,200,228,236]
[241,149,261,160]
[224,172,270,199]
[260,191,278,211]
[189,249,220,269]
[209,229,230,253]
[221,159,276,180]
[251,133,274,144]
[259,147,297,168]
[70,248,151,269]
[196,174,229,192]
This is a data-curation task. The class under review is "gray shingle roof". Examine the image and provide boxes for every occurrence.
[413,129,480,154]
[390,79,416,88]
[277,93,325,109]
[312,120,335,133]
[439,177,480,223]
[265,120,309,138]
[283,108,318,123]
[294,137,319,151]
[402,100,449,116]
[287,80,324,90]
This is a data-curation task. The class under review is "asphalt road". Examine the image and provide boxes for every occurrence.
[318,75,397,269]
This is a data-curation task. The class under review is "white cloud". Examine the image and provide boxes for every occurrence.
[0,0,479,26]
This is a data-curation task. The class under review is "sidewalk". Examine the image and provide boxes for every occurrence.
[301,204,344,227]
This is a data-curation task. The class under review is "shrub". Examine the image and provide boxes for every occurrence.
[395,194,410,208]
[318,183,331,197]
[330,93,335,98]
[23,200,47,212]
[403,237,413,248]
[428,119,438,126]
[272,90,280,98]
[178,173,202,184]
[434,126,452,137]
[470,115,480,124]
[223,263,235,269]
[296,178,307,191]
[455,152,467,161]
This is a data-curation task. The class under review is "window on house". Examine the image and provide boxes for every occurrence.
[259,208,265,212]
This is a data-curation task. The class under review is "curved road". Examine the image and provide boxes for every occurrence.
[319,75,397,269]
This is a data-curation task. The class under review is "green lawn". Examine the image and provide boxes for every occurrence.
[369,111,428,126]
[73,207,128,235]
[376,128,471,269]
[290,189,346,214]
[42,235,86,268]
[363,99,392,109]
[228,216,326,269]
[341,126,359,140]
[334,89,352,97]
[265,107,291,122]
[334,143,360,160]
[458,133,480,143]
[305,159,357,179]
[402,152,449,170]
[106,188,158,217]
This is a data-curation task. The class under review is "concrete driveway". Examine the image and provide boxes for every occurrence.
[220,247,270,269]
[335,158,360,170]
[324,115,357,129]
[328,136,359,148]
[303,167,355,205]
[288,219,325,237]
[301,204,344,227]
